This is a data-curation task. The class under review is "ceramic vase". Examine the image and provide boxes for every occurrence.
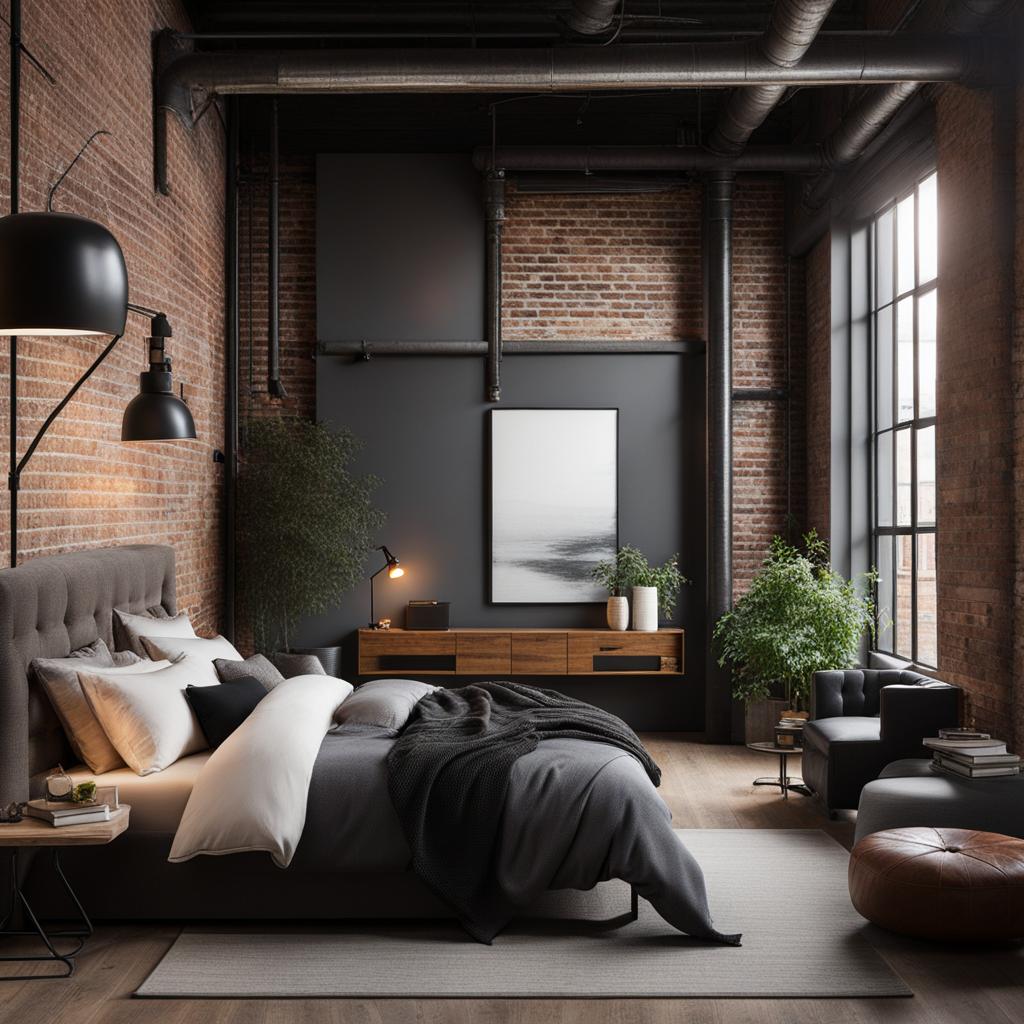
[631,586,658,631]
[606,596,629,631]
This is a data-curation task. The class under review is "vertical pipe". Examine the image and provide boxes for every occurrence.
[8,0,20,568]
[267,97,285,398]
[484,171,505,403]
[704,171,734,742]
[224,96,239,640]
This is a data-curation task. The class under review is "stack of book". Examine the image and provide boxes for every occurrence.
[24,799,112,827]
[923,732,1021,779]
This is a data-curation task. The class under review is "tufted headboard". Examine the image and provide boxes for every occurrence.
[0,545,176,805]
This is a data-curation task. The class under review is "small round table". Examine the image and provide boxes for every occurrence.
[746,742,811,800]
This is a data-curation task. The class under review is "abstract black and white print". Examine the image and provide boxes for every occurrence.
[490,408,618,603]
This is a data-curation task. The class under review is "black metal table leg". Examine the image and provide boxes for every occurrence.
[752,751,812,799]
[0,849,93,980]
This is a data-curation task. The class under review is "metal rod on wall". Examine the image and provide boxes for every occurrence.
[318,339,705,357]
[224,96,239,640]
[8,0,20,568]
[266,97,286,398]
[484,171,505,402]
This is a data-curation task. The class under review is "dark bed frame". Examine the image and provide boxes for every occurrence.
[0,545,635,924]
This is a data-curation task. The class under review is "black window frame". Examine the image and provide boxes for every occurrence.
[868,171,938,668]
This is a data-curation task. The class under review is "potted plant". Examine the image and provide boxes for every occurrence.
[591,545,687,632]
[713,531,877,741]
[237,417,385,658]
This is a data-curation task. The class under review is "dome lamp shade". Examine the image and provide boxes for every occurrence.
[0,212,128,336]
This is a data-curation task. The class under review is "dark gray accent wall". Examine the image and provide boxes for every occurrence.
[309,154,705,730]
[317,154,484,342]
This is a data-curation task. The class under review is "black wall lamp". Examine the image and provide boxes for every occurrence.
[368,545,405,628]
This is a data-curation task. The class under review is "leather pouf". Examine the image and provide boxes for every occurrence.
[849,827,1024,942]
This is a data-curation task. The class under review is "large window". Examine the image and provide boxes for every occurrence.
[870,172,938,666]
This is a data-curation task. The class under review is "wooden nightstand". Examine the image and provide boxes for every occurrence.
[0,805,129,979]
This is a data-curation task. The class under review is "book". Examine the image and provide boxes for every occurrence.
[931,757,1020,779]
[923,737,1007,755]
[938,728,991,740]
[24,801,111,826]
[940,749,1020,767]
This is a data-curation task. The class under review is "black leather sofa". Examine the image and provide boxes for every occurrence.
[802,669,961,816]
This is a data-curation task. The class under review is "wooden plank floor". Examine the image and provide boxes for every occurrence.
[1,738,1022,1024]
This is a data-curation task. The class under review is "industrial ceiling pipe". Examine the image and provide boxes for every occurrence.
[484,172,505,403]
[473,144,825,173]
[566,0,622,35]
[801,0,1009,211]
[708,0,837,156]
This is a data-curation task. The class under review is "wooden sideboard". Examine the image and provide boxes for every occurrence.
[357,628,684,678]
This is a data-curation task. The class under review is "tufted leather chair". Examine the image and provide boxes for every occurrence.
[801,669,961,815]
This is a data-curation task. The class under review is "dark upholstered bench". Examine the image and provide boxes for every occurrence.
[802,669,960,815]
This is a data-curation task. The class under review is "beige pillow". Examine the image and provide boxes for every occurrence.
[114,608,196,657]
[79,656,219,775]
[142,634,243,663]
[33,645,171,774]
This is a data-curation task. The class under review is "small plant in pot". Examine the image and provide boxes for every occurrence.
[713,530,877,740]
[591,546,687,632]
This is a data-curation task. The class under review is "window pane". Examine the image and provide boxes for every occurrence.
[875,307,893,430]
[917,425,936,525]
[877,430,893,527]
[876,536,894,653]
[897,298,914,423]
[918,174,937,284]
[916,533,937,666]
[918,289,936,418]
[896,535,913,659]
[896,427,912,526]
[897,194,915,295]
[876,207,894,309]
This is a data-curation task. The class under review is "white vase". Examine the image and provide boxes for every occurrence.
[632,586,658,631]
[606,596,629,631]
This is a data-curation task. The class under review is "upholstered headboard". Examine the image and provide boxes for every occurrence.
[0,545,176,805]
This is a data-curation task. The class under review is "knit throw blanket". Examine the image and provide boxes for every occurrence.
[386,681,660,943]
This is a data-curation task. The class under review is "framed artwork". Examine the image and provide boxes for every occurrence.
[490,408,618,604]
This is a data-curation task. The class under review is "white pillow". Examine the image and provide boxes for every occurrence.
[79,656,219,775]
[141,634,243,663]
[115,609,196,657]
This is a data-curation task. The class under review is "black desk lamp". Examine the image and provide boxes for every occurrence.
[369,545,405,628]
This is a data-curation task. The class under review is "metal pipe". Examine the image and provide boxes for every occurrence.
[224,96,239,641]
[802,0,1009,211]
[474,144,824,173]
[709,0,836,155]
[484,172,506,402]
[318,339,704,356]
[267,98,286,398]
[567,0,622,35]
[8,0,19,569]
[704,170,734,743]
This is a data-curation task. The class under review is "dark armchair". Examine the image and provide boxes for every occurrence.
[801,669,961,815]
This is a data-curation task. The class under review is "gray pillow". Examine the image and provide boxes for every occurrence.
[333,678,438,734]
[272,652,326,677]
[215,654,285,692]
[32,639,144,773]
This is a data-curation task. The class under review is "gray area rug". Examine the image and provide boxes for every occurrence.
[136,829,910,999]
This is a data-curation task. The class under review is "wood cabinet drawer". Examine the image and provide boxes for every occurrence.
[359,630,455,674]
[511,633,567,674]
[567,631,683,674]
[456,633,511,674]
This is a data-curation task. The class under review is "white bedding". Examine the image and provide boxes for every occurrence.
[69,753,211,833]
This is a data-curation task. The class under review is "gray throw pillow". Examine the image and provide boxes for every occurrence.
[272,652,326,678]
[215,654,285,692]
[333,678,438,734]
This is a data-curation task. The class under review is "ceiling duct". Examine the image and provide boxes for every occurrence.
[709,0,836,155]
[566,0,623,35]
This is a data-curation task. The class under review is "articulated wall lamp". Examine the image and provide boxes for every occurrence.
[368,545,405,628]
[0,124,197,566]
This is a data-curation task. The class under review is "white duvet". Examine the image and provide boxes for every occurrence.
[168,673,352,867]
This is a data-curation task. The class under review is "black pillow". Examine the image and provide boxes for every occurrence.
[185,676,267,749]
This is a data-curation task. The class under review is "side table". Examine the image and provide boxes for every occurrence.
[746,743,811,800]
[0,805,129,979]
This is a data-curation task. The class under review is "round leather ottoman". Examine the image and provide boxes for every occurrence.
[849,827,1024,942]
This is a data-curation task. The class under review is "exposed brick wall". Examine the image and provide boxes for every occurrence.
[805,235,831,538]
[0,0,225,632]
[934,82,1016,740]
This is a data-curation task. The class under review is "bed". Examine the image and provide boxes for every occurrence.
[1,546,734,942]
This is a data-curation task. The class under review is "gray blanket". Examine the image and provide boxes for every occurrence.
[293,729,740,946]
